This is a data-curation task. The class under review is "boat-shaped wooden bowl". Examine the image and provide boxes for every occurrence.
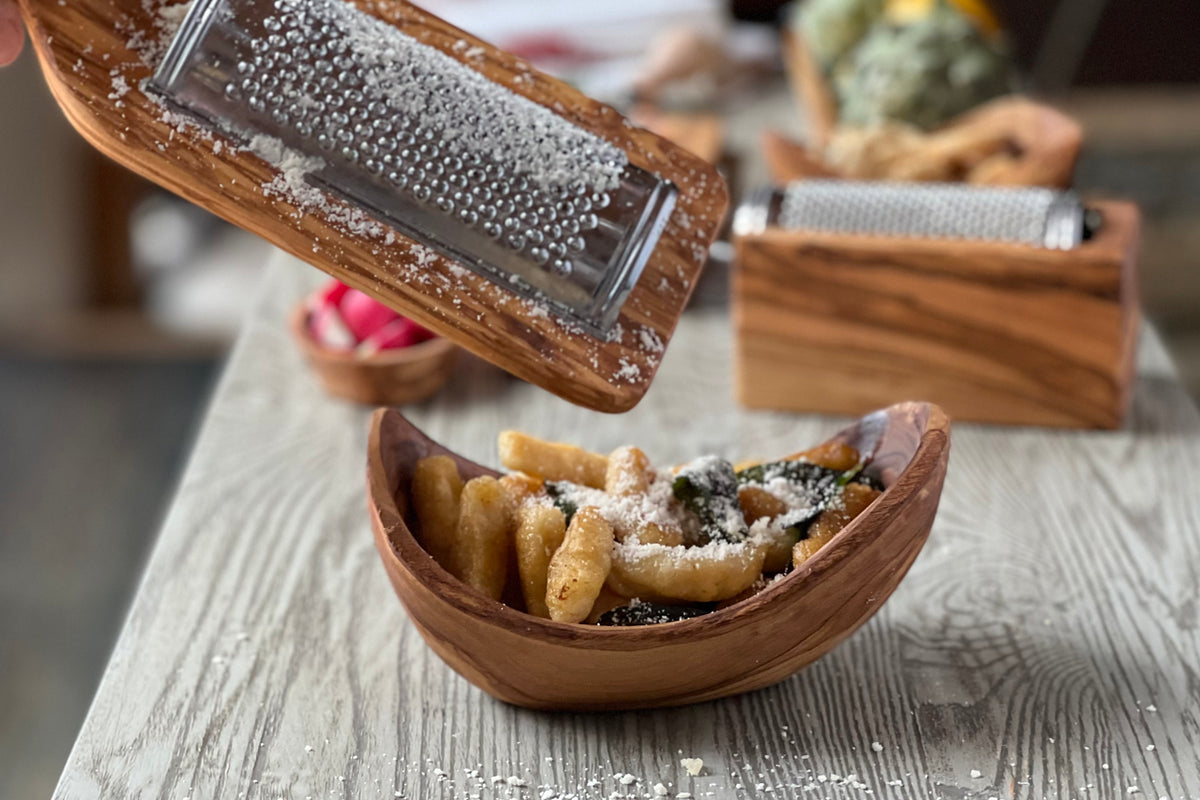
[367,402,951,710]
[290,305,459,406]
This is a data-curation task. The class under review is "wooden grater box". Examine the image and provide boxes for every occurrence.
[732,201,1141,428]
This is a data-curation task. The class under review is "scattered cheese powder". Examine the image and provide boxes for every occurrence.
[545,469,693,539]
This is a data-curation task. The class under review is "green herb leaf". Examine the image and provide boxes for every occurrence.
[544,481,578,526]
[672,457,748,543]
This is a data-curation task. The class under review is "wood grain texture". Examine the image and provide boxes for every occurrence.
[54,257,1200,800]
[734,201,1141,428]
[289,305,459,406]
[17,0,728,413]
[762,129,839,184]
[631,106,726,166]
[367,402,949,711]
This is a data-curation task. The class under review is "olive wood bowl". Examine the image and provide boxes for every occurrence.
[290,305,459,406]
[367,402,951,710]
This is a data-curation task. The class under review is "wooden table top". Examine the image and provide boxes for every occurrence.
[55,255,1200,800]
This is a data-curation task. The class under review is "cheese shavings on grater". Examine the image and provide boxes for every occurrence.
[736,181,1087,250]
[148,0,677,336]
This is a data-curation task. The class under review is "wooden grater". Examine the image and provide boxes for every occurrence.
[733,181,1141,429]
[15,0,728,412]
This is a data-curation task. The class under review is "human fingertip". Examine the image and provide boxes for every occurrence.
[0,10,24,68]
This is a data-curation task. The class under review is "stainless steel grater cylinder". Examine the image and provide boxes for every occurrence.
[733,181,1088,250]
[148,0,677,336]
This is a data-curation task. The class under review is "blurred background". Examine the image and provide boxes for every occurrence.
[2,0,1199,795]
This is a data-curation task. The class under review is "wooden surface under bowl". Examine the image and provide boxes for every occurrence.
[367,402,950,711]
[290,306,459,406]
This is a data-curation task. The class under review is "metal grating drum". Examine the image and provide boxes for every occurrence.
[736,181,1086,250]
[149,0,676,335]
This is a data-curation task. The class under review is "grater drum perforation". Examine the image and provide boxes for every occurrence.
[736,181,1087,251]
[149,0,677,336]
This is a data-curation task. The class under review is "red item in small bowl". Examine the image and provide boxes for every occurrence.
[313,279,351,308]
[339,288,403,343]
[361,317,436,354]
[308,280,437,354]
[309,302,356,351]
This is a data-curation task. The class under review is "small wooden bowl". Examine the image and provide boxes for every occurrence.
[367,402,951,710]
[290,305,459,406]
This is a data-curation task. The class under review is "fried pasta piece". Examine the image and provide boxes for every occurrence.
[737,483,817,573]
[498,471,544,512]
[411,456,464,569]
[738,484,801,572]
[629,524,686,547]
[453,477,512,600]
[605,446,654,496]
[785,441,861,472]
[738,485,788,523]
[498,431,608,489]
[496,473,542,608]
[546,506,614,623]
[608,540,767,603]
[514,503,567,619]
[603,445,685,547]
[793,482,882,566]
[736,443,861,475]
[791,534,828,565]
[759,527,801,574]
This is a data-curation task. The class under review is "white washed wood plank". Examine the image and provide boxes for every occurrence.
[55,255,1200,800]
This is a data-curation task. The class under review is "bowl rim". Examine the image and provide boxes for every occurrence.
[290,303,457,366]
[367,402,950,649]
